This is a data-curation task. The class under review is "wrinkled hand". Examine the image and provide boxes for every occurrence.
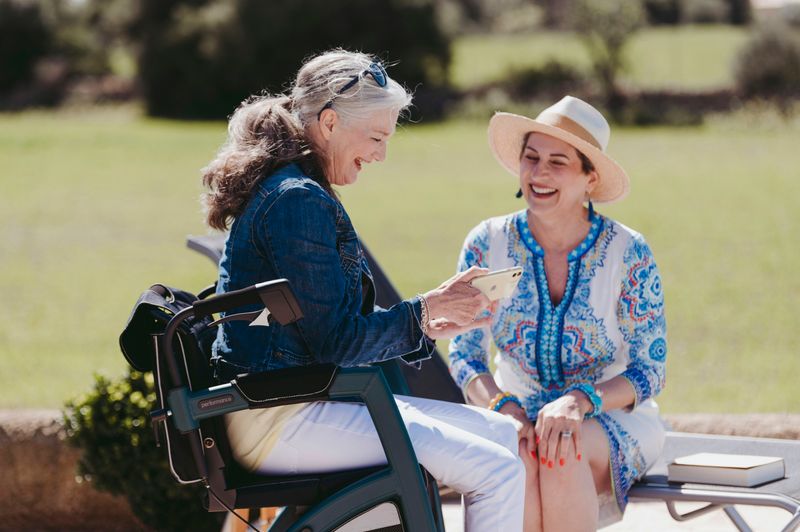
[535,393,588,469]
[424,317,492,340]
[424,266,490,326]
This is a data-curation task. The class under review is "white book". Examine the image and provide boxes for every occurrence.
[667,452,785,487]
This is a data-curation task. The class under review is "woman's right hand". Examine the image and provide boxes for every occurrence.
[499,402,537,454]
[423,266,491,326]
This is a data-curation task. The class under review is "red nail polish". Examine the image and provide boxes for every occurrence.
[548,460,553,469]
[531,450,537,460]
[535,435,540,444]
[559,458,565,466]
[541,456,546,465]
[577,453,582,461]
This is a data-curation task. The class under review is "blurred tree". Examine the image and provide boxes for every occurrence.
[571,0,645,118]
[683,0,729,24]
[734,24,800,113]
[133,0,451,120]
[445,0,542,34]
[0,0,50,93]
[726,0,752,25]
[76,0,138,75]
[536,0,575,29]
[642,0,683,25]
[0,0,139,108]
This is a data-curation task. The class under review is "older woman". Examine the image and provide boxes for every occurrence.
[200,49,525,530]
[449,96,667,530]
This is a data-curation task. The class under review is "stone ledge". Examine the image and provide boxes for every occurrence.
[663,413,800,440]
[1,410,798,530]
[0,409,146,531]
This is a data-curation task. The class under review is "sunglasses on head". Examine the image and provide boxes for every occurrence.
[317,62,388,119]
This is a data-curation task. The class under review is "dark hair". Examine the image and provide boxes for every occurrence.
[576,149,595,174]
[520,131,596,175]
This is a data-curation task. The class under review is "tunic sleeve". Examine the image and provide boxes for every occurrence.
[448,221,493,397]
[617,235,667,407]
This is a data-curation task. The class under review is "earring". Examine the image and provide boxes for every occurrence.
[516,188,523,199]
[587,198,594,220]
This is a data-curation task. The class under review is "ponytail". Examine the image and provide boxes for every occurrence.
[201,95,326,231]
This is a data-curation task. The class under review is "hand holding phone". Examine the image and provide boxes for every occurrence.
[469,267,523,301]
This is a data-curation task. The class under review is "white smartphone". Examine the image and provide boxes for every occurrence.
[469,267,524,301]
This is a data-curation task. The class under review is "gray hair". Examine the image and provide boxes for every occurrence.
[201,49,412,231]
[291,49,412,126]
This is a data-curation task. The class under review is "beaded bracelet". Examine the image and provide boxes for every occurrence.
[415,294,431,336]
[565,383,603,418]
[488,391,523,413]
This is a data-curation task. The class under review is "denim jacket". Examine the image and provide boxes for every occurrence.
[212,163,434,380]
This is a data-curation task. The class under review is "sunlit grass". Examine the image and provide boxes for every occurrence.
[451,25,749,91]
[1,106,798,413]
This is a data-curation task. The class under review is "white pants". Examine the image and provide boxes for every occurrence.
[258,394,525,531]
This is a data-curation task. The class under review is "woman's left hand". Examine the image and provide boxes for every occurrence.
[535,392,589,469]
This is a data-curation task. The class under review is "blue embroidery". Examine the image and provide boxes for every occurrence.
[515,211,604,388]
[649,337,667,362]
[596,414,647,513]
[449,213,666,515]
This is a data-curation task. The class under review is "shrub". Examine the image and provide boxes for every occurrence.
[726,0,752,25]
[503,61,587,101]
[781,4,800,28]
[734,24,800,109]
[134,0,451,120]
[0,0,50,93]
[534,0,570,29]
[642,0,684,25]
[64,370,224,532]
[683,0,729,24]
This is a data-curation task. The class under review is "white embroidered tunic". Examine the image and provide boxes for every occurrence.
[449,210,667,514]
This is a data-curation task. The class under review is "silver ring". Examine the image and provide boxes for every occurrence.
[560,430,573,439]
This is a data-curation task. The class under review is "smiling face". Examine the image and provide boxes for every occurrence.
[316,107,398,186]
[519,132,598,218]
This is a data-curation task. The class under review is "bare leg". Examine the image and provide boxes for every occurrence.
[519,438,543,532]
[540,419,611,532]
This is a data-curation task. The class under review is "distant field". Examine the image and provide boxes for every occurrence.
[1,107,798,414]
[451,25,749,90]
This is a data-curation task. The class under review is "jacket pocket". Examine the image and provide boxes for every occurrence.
[266,346,310,369]
[337,228,362,281]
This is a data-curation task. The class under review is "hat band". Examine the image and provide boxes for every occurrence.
[535,112,602,150]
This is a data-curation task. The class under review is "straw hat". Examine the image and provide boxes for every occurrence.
[488,96,629,204]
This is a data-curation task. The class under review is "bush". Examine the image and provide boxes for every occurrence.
[734,24,800,108]
[683,0,729,24]
[503,61,587,101]
[64,370,224,532]
[726,0,752,25]
[781,4,800,28]
[134,0,452,120]
[642,0,683,25]
[0,0,50,93]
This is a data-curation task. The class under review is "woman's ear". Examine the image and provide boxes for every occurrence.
[585,169,600,196]
[317,108,338,141]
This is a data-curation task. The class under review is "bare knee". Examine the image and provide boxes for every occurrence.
[582,420,612,494]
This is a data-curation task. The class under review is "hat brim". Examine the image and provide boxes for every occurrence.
[488,112,630,204]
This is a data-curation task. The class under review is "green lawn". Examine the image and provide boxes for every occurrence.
[2,107,798,414]
[451,25,750,91]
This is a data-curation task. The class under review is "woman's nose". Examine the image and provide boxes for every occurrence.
[373,142,387,162]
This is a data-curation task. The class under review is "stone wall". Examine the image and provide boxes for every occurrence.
[0,409,145,532]
[1,409,798,530]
